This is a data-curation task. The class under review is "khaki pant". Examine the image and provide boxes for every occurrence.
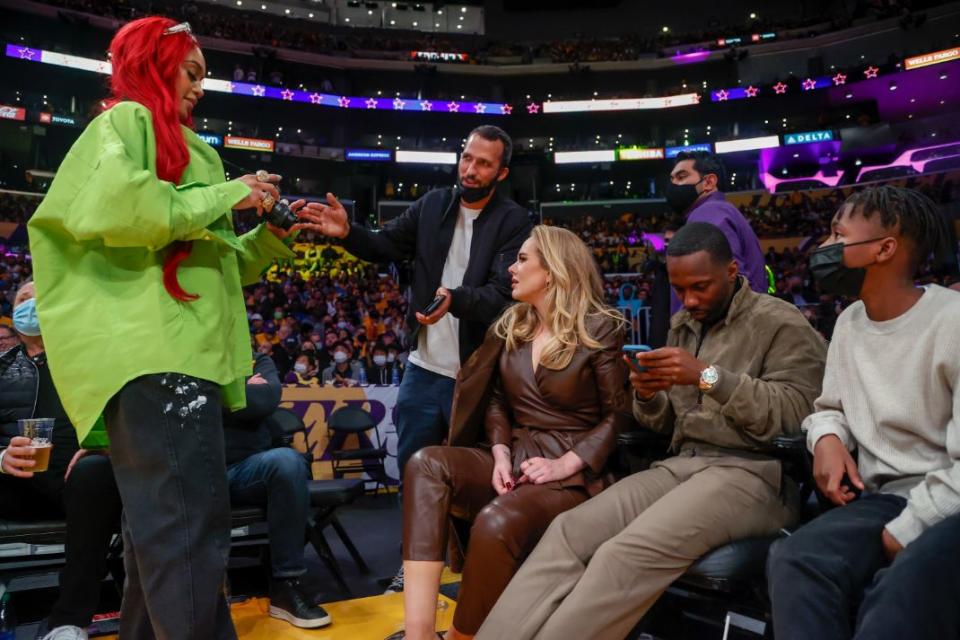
[476,452,798,640]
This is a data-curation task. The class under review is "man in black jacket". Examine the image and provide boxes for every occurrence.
[223,353,330,629]
[303,125,532,477]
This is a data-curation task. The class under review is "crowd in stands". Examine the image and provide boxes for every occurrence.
[32,0,939,67]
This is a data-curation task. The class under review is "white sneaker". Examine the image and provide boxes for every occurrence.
[383,565,404,594]
[42,626,89,640]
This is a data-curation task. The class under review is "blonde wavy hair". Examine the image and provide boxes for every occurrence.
[492,225,624,370]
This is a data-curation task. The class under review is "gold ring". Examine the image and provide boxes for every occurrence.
[261,194,275,210]
[256,170,270,182]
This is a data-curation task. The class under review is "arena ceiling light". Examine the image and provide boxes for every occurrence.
[554,150,616,164]
[541,94,700,114]
[714,135,780,154]
[395,150,457,164]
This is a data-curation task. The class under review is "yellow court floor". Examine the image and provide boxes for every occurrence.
[100,570,462,640]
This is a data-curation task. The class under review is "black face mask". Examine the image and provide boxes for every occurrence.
[809,238,885,297]
[664,178,704,214]
[457,176,498,204]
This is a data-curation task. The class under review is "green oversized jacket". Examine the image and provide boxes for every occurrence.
[28,101,294,446]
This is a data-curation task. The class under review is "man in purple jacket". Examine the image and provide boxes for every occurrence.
[665,152,767,311]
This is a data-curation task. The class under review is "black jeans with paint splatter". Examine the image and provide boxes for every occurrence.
[104,373,236,640]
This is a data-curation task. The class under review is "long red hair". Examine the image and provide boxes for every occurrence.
[105,16,200,301]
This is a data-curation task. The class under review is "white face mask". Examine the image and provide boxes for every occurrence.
[294,363,308,374]
[333,351,349,364]
[373,355,387,367]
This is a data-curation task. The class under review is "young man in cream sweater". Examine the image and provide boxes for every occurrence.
[768,185,960,640]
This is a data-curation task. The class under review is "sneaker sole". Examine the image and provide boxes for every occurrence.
[268,605,332,628]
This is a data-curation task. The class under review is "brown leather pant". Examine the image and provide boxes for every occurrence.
[403,445,588,635]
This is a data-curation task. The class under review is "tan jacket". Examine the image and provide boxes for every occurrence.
[634,279,827,458]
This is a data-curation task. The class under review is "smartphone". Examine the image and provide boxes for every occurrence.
[421,295,446,316]
[622,344,652,372]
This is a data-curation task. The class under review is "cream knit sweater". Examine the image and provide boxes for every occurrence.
[804,285,960,546]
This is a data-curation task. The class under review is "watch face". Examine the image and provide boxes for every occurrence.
[701,367,719,385]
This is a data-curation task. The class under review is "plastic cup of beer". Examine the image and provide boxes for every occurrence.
[18,418,55,473]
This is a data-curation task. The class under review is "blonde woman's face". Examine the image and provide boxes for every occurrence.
[509,237,550,303]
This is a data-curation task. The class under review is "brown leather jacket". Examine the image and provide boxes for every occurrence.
[448,313,631,495]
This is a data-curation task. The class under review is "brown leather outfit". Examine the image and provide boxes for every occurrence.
[402,315,629,633]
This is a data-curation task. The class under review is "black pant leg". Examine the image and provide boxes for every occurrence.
[767,493,908,640]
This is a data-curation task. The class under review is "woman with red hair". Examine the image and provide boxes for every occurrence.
[28,16,312,639]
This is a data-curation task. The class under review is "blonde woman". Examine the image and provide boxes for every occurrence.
[390,225,630,640]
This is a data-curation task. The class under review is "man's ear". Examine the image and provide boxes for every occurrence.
[496,166,510,183]
[875,236,900,265]
[727,259,739,282]
[702,172,719,191]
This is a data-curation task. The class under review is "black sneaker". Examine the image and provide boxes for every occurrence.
[268,578,332,629]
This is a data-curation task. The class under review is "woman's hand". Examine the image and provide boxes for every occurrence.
[232,173,281,214]
[491,444,514,495]
[517,452,585,485]
[1,436,37,478]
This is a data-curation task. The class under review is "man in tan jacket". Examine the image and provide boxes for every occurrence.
[476,222,827,640]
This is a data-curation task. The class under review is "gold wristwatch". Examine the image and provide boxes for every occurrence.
[698,365,719,392]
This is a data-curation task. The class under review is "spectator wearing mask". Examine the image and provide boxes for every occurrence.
[1,282,123,640]
[366,343,392,385]
[768,186,960,640]
[478,223,826,640]
[284,352,320,385]
[665,152,767,311]
[321,342,361,386]
[224,353,330,629]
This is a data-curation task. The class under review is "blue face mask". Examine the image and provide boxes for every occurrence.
[13,298,41,337]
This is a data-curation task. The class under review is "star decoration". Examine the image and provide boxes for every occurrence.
[447,101,460,112]
[17,47,35,60]
[224,82,235,93]
[365,97,378,109]
[832,73,847,86]
[716,89,729,101]
[773,82,788,94]
[745,85,759,98]
[251,85,266,97]
[420,100,433,111]
[309,93,322,104]
[802,78,817,91]
[692,94,701,104]
[864,66,879,79]
[337,96,350,108]
[281,88,294,101]
[393,98,406,110]
[501,104,513,115]
[474,103,487,114]
[526,103,540,114]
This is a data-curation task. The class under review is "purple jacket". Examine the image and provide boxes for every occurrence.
[671,191,767,313]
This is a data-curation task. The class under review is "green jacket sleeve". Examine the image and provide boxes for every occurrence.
[234,224,296,286]
[60,102,251,250]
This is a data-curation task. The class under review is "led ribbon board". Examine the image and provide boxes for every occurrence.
[714,135,780,153]
[665,143,713,157]
[554,150,616,164]
[904,47,960,70]
[5,44,511,116]
[395,150,457,164]
[542,94,701,114]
